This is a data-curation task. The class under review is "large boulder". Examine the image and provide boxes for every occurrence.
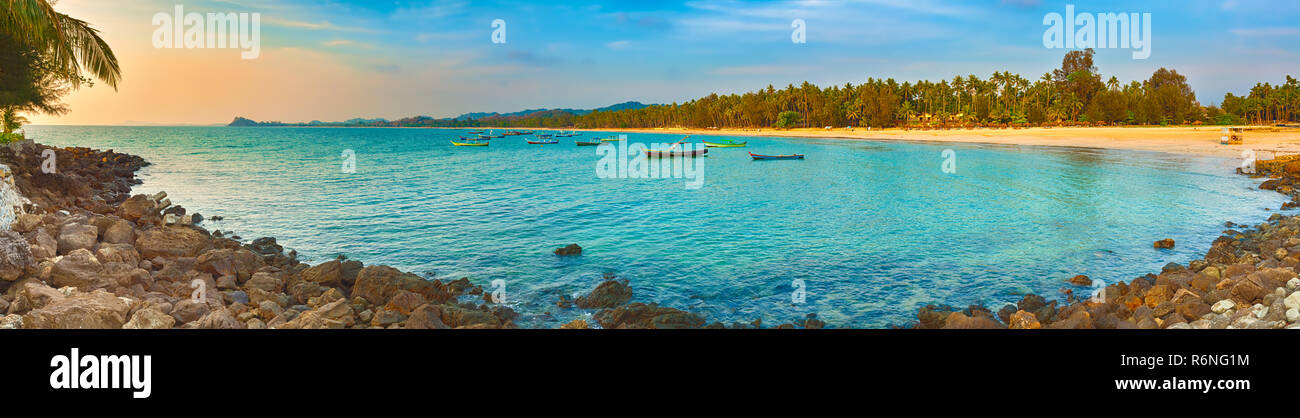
[300,259,342,288]
[5,278,63,314]
[22,290,132,329]
[403,304,449,329]
[122,307,176,329]
[351,265,450,305]
[119,194,157,222]
[135,226,210,259]
[593,303,705,329]
[25,227,57,260]
[277,299,354,329]
[49,248,112,291]
[0,230,35,281]
[95,243,141,265]
[575,279,633,309]
[56,223,98,255]
[102,218,135,244]
[195,248,261,282]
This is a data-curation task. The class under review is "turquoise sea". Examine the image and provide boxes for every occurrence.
[24,126,1288,327]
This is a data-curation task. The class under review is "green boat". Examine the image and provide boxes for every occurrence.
[702,139,747,148]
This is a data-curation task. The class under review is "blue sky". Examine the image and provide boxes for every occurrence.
[40,0,1300,124]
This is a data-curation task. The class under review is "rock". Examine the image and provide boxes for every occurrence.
[279,299,354,329]
[122,308,176,329]
[941,312,1004,329]
[560,319,589,329]
[385,290,426,315]
[1066,275,1091,286]
[594,303,705,329]
[575,279,633,309]
[49,248,110,291]
[102,219,135,244]
[1288,278,1300,291]
[186,308,243,329]
[170,299,211,324]
[307,287,344,308]
[1211,299,1236,314]
[370,308,407,327]
[95,243,140,265]
[195,248,260,283]
[403,304,448,329]
[1007,310,1041,329]
[1229,276,1266,304]
[119,195,157,221]
[300,259,342,288]
[1176,301,1212,321]
[1285,292,1300,311]
[1286,308,1300,323]
[135,226,210,259]
[55,224,98,255]
[554,243,582,256]
[12,214,42,233]
[22,290,131,329]
[244,272,281,293]
[1154,238,1175,249]
[1251,303,1270,319]
[6,279,63,313]
[351,265,450,306]
[0,230,35,280]
[0,314,22,329]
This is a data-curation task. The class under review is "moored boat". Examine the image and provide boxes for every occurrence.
[703,139,747,147]
[598,136,622,142]
[451,140,489,146]
[748,152,803,160]
[527,139,559,144]
[645,147,708,158]
[575,140,601,146]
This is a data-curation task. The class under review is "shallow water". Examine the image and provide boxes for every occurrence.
[25,125,1288,327]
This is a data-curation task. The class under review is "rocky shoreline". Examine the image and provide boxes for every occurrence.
[910,157,1300,329]
[0,140,828,329]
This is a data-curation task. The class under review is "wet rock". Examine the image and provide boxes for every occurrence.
[1008,310,1041,329]
[554,243,582,256]
[300,259,342,288]
[594,302,704,329]
[385,290,426,315]
[575,278,633,309]
[1067,275,1092,286]
[560,319,589,329]
[1153,238,1175,249]
[941,312,1004,329]
[351,265,450,306]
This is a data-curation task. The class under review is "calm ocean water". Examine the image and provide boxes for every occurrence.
[24,125,1288,327]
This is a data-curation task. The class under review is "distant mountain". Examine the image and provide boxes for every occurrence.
[227,101,655,127]
[451,101,652,121]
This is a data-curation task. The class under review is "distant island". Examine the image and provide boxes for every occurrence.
[228,101,652,128]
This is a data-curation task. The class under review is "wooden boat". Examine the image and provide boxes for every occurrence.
[598,136,622,142]
[749,152,803,160]
[536,134,553,139]
[451,140,489,146]
[646,148,708,158]
[575,140,602,146]
[703,140,747,148]
[527,139,559,145]
[459,136,487,141]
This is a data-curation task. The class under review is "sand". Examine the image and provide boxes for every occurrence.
[527,125,1300,159]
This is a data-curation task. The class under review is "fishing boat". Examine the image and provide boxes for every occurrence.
[527,139,559,145]
[598,136,622,142]
[702,139,747,148]
[748,152,803,160]
[575,140,601,146]
[451,140,489,146]
[458,136,486,141]
[646,147,708,158]
[536,134,554,139]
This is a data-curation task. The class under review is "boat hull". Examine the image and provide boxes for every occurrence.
[703,141,747,148]
[451,141,489,146]
[646,148,708,158]
[748,152,802,160]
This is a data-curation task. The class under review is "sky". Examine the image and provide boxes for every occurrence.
[27,0,1300,125]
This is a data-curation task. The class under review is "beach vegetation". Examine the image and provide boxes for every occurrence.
[0,0,121,132]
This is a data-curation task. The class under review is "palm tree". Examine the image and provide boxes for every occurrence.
[1,107,28,135]
[1,0,121,89]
